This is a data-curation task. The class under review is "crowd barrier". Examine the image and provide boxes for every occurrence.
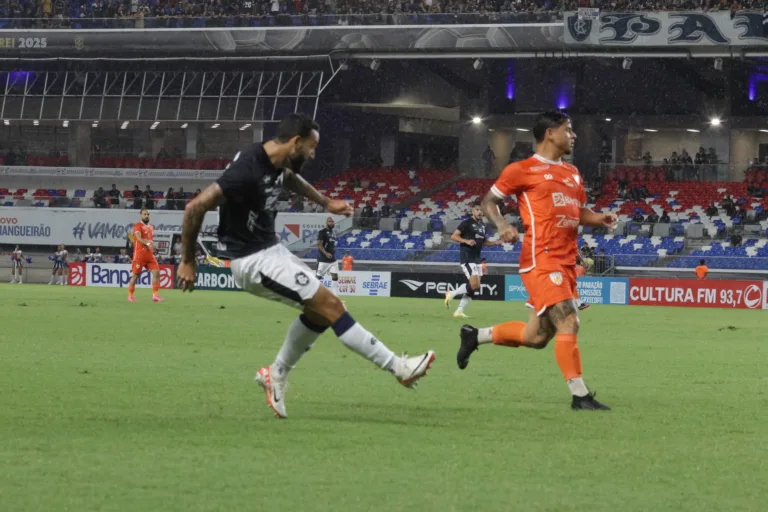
[59,265,768,310]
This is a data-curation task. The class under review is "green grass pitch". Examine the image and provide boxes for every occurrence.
[1,284,767,511]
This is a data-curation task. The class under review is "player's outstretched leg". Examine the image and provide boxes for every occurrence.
[256,286,435,419]
[445,283,467,309]
[547,300,609,411]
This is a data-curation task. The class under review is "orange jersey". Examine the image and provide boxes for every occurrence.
[492,155,586,273]
[695,265,708,280]
[133,222,155,258]
[342,255,354,271]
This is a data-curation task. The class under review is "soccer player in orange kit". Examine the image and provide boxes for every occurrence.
[456,111,617,410]
[128,208,163,303]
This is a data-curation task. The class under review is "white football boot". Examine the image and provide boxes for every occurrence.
[391,351,436,389]
[255,366,288,419]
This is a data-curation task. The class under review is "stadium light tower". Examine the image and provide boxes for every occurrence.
[710,118,721,126]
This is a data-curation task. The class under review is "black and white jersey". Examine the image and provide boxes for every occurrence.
[316,227,337,263]
[456,217,487,264]
[214,143,285,260]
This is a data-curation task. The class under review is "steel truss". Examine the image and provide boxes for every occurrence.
[0,68,341,122]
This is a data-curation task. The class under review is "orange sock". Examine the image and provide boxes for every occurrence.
[554,334,582,381]
[152,281,159,296]
[128,282,135,297]
[491,321,527,347]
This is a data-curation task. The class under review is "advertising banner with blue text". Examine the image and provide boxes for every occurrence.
[505,274,629,305]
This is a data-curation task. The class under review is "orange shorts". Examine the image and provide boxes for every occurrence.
[521,265,578,316]
[132,253,159,275]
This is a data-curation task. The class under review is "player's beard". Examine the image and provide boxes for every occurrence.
[288,153,306,173]
[142,219,150,224]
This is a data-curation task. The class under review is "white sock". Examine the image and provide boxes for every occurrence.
[49,275,55,284]
[18,273,22,284]
[59,275,64,285]
[456,295,471,313]
[332,313,396,370]
[330,279,339,296]
[567,377,589,397]
[477,327,493,344]
[272,315,326,380]
[449,283,467,299]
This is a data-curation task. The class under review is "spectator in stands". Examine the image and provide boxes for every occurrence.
[118,248,131,263]
[735,205,747,224]
[482,145,496,175]
[176,186,187,210]
[632,211,644,223]
[646,211,659,223]
[706,202,718,217]
[408,168,417,182]
[731,233,743,247]
[481,258,488,276]
[108,184,121,207]
[722,195,735,216]
[695,259,708,280]
[659,210,671,223]
[157,147,170,159]
[293,198,304,212]
[143,185,155,209]
[681,149,695,179]
[642,152,652,165]
[83,248,93,263]
[166,187,176,210]
[618,177,629,199]
[361,201,374,228]
[138,147,148,158]
[193,188,202,199]
[131,185,142,209]
[93,248,103,262]
[707,147,718,163]
[380,202,392,218]
[93,187,108,208]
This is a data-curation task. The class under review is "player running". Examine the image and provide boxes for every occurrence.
[10,246,23,284]
[127,208,163,303]
[49,244,69,285]
[444,202,502,318]
[456,111,617,411]
[315,217,339,296]
[177,113,435,419]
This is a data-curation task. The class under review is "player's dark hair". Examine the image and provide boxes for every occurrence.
[140,208,149,214]
[275,113,320,143]
[533,111,570,143]
[472,201,481,208]
[700,259,705,265]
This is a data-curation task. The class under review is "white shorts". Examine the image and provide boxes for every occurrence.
[316,260,339,277]
[461,263,482,280]
[231,244,321,310]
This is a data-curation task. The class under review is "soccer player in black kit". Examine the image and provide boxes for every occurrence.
[177,114,435,419]
[444,202,502,318]
[315,217,340,296]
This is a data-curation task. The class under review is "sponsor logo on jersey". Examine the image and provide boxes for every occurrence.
[552,192,582,208]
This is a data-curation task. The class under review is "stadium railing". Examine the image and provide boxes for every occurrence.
[0,12,561,30]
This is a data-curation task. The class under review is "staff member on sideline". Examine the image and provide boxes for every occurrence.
[695,259,708,280]
[342,251,354,271]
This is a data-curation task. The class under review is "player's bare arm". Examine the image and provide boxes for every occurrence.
[580,208,618,229]
[283,169,353,216]
[178,183,226,291]
[450,229,475,246]
[481,190,519,243]
[483,238,503,247]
